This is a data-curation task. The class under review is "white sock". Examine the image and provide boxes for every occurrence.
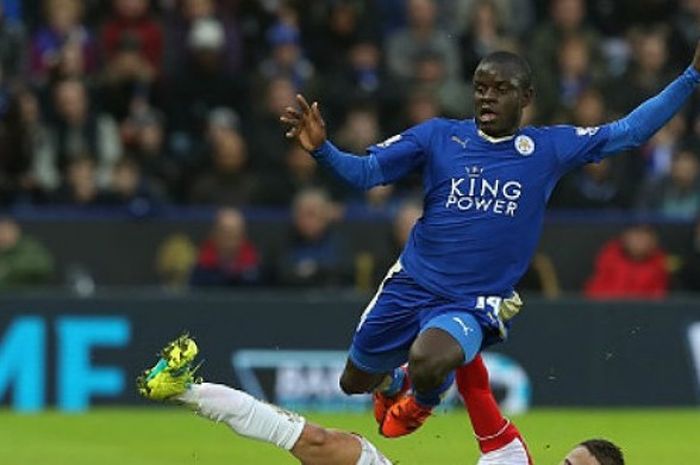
[177,382,306,451]
[355,435,393,465]
[476,438,530,465]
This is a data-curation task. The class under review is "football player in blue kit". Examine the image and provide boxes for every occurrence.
[280,42,700,438]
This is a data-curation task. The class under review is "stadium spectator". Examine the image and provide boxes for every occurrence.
[255,144,337,206]
[554,159,627,210]
[637,147,700,219]
[155,233,197,290]
[411,49,472,118]
[585,224,669,299]
[249,76,296,173]
[44,78,122,189]
[101,0,163,74]
[0,88,52,203]
[30,0,96,84]
[607,27,675,115]
[323,39,398,124]
[385,0,461,82]
[679,218,700,292]
[552,86,636,210]
[0,2,26,84]
[530,0,602,119]
[458,0,517,80]
[274,188,351,287]
[168,18,243,153]
[453,0,534,37]
[258,22,315,93]
[306,0,379,73]
[335,104,382,155]
[633,113,687,181]
[190,207,261,287]
[162,0,243,78]
[107,156,164,213]
[370,199,422,283]
[53,155,110,205]
[189,113,257,206]
[554,35,602,112]
[0,217,55,289]
[120,108,181,200]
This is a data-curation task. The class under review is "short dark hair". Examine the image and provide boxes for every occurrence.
[580,439,624,465]
[478,51,533,90]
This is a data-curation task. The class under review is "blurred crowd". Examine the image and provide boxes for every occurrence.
[1,0,700,296]
[0,0,700,217]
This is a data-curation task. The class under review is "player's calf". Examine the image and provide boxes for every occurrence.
[339,359,388,395]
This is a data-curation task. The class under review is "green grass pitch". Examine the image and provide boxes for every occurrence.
[1,408,698,464]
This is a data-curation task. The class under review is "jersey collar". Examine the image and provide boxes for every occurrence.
[477,129,516,144]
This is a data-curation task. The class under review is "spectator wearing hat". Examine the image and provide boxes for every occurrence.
[258,22,315,92]
[162,0,243,78]
[167,17,243,153]
[190,207,261,287]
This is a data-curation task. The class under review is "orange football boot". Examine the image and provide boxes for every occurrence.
[372,366,410,424]
[379,394,432,438]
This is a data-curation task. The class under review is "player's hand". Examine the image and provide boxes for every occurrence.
[499,291,523,321]
[280,94,327,152]
[693,40,700,72]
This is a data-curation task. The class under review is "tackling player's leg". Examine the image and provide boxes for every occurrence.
[455,355,532,465]
[138,334,392,465]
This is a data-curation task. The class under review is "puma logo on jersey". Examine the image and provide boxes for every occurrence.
[451,135,469,149]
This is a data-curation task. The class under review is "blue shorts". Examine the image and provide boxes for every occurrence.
[349,262,506,374]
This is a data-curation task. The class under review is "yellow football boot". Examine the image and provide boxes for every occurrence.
[137,333,201,401]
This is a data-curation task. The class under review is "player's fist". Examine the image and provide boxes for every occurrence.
[693,40,700,72]
[280,94,327,152]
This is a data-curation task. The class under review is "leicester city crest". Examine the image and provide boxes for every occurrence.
[514,135,534,156]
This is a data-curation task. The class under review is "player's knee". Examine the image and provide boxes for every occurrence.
[296,424,330,449]
[339,372,369,395]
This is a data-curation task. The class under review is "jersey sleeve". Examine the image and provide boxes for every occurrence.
[547,124,612,174]
[366,119,433,184]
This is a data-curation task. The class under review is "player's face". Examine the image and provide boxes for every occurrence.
[559,445,600,465]
[473,62,532,138]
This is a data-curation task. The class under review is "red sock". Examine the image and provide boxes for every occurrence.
[456,355,529,456]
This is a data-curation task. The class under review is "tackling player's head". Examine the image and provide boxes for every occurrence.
[561,438,624,465]
[473,51,533,138]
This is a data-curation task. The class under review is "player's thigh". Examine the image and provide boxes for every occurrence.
[411,311,485,370]
[347,265,423,377]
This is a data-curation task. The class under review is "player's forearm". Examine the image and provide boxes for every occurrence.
[603,66,700,153]
[311,141,385,190]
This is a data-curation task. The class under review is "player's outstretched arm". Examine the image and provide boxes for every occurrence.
[602,40,700,154]
[280,94,385,190]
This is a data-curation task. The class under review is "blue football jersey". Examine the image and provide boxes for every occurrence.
[368,118,611,303]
